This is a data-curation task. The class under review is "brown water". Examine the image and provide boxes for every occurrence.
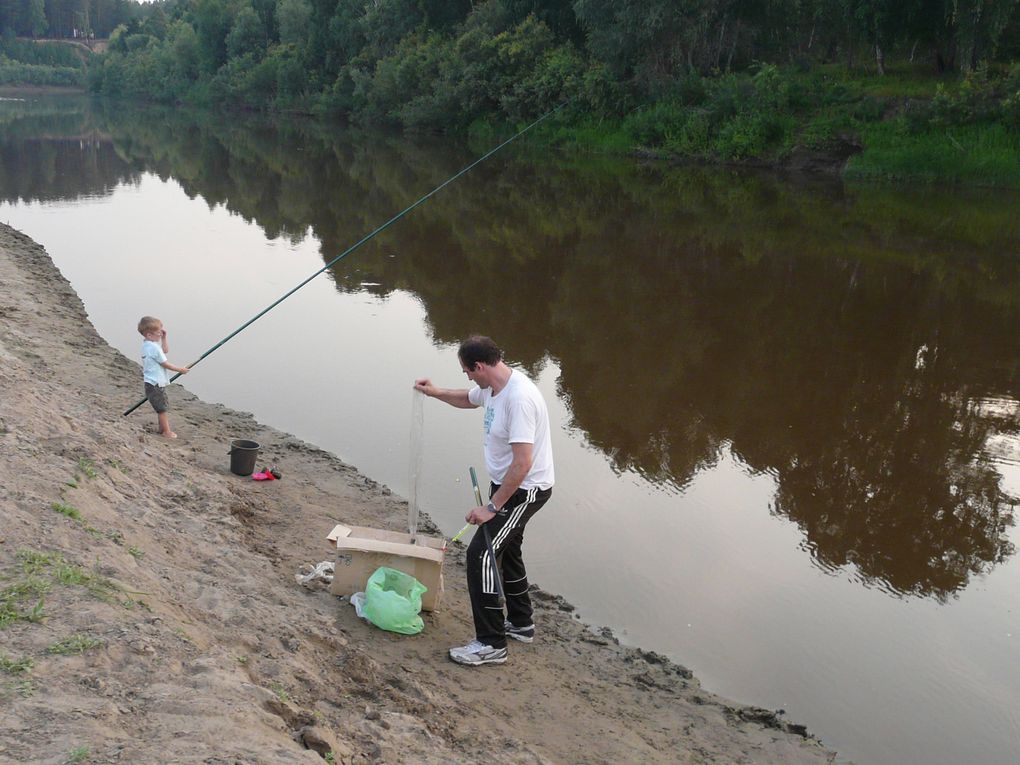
[2,94,1019,765]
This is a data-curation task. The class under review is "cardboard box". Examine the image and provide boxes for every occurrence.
[327,524,445,611]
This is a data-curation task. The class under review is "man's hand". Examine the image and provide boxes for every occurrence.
[413,379,475,409]
[466,505,495,525]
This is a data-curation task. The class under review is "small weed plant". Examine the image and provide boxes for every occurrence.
[0,653,33,674]
[270,681,290,702]
[47,634,103,655]
[1,550,120,630]
[51,502,81,520]
[0,677,35,699]
[105,458,127,473]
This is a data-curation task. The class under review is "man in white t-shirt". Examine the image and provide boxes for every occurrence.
[415,335,554,666]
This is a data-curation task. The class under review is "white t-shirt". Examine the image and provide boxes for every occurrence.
[468,369,554,490]
[141,340,169,387]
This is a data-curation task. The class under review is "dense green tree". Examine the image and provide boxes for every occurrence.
[170,19,200,79]
[274,0,308,46]
[26,0,46,35]
[226,3,265,58]
[193,0,232,73]
[141,4,169,40]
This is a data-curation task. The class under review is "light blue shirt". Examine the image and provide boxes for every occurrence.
[141,340,169,387]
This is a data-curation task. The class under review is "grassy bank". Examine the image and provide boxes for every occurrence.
[14,37,1020,187]
[847,122,1020,186]
[0,39,90,89]
[523,63,1020,187]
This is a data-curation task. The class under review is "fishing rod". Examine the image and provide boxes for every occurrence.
[124,101,569,416]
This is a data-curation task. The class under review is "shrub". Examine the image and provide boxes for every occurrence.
[622,99,689,146]
[0,58,84,87]
[665,110,711,155]
[714,113,770,159]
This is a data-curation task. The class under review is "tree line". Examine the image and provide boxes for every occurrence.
[2,0,1018,175]
[72,0,1018,122]
[1,0,136,39]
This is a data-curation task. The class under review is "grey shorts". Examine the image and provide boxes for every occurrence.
[145,383,169,414]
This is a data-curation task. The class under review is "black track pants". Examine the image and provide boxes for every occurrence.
[467,484,552,649]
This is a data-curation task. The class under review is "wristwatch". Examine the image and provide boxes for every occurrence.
[486,501,500,515]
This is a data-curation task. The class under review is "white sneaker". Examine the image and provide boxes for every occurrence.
[449,640,508,666]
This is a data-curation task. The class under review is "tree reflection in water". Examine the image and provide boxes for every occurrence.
[2,95,1018,601]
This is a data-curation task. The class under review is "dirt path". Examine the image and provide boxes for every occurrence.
[0,223,841,764]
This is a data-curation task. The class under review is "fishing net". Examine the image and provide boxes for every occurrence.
[408,389,425,537]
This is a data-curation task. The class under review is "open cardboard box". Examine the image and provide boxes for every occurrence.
[327,524,445,612]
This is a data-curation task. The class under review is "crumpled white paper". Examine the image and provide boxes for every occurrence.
[295,561,335,588]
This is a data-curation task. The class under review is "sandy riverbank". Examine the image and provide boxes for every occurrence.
[0,223,840,764]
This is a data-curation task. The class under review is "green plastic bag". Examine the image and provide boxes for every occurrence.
[362,567,427,635]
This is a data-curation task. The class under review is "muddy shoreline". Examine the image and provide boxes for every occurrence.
[0,223,840,764]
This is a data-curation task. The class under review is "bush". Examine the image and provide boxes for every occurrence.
[0,58,84,87]
[0,39,87,69]
[665,110,711,156]
[714,113,771,159]
[622,100,688,146]
[579,63,629,116]
[501,43,584,122]
[852,95,886,122]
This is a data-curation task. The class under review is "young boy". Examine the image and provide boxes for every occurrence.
[137,316,189,439]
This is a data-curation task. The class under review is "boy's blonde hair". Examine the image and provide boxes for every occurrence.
[137,316,162,335]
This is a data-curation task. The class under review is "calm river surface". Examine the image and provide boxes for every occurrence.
[2,94,1019,765]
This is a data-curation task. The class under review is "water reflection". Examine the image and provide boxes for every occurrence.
[2,95,1018,601]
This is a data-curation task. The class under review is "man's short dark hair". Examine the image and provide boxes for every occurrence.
[458,335,503,368]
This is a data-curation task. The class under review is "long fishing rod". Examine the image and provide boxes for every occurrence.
[124,101,569,416]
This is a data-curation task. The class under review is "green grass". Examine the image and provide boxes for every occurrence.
[17,550,60,574]
[51,502,81,520]
[0,653,33,674]
[47,634,103,655]
[1,577,48,628]
[1,550,120,629]
[67,744,90,763]
[127,546,144,560]
[270,681,290,702]
[105,458,127,473]
[524,63,1020,187]
[848,121,1020,187]
[816,62,953,99]
[538,116,636,154]
[77,458,97,479]
[0,677,35,699]
[0,61,85,88]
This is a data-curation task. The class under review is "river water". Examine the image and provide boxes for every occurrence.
[2,94,1019,765]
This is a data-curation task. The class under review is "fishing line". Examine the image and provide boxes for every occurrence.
[124,101,569,416]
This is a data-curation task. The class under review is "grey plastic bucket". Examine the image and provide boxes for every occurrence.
[229,439,261,476]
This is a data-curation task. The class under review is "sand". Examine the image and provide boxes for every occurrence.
[0,223,839,764]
